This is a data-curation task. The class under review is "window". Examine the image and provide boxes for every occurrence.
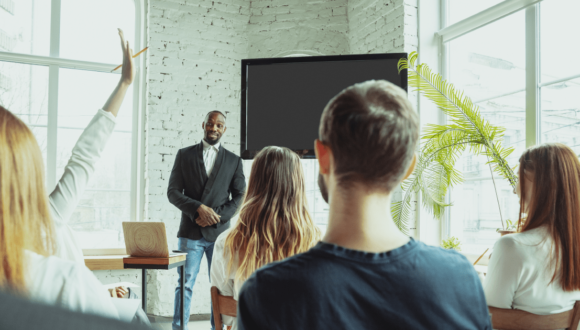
[441,0,576,254]
[0,0,144,249]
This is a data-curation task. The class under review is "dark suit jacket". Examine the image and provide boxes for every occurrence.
[167,142,246,242]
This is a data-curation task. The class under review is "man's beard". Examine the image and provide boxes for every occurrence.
[204,135,220,145]
[318,172,329,203]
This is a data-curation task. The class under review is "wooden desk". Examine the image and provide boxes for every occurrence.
[84,254,187,330]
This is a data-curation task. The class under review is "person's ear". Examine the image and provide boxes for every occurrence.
[315,139,331,174]
[402,154,417,180]
[222,126,227,134]
[201,122,205,130]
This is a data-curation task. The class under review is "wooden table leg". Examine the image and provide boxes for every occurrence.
[180,265,185,330]
[142,269,147,312]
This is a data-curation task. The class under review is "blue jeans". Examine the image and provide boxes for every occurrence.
[172,237,215,330]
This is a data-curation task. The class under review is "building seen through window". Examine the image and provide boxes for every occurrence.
[446,0,580,254]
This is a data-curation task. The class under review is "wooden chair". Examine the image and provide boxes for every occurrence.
[211,286,237,330]
[489,302,580,330]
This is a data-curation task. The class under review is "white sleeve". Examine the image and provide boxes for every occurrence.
[210,235,236,298]
[484,236,523,309]
[62,264,119,320]
[49,109,116,263]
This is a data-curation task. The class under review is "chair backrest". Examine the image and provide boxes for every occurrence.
[489,302,580,330]
[211,286,237,330]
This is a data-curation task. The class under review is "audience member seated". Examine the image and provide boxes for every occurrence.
[210,146,321,330]
[485,143,580,315]
[237,80,492,330]
[0,29,148,325]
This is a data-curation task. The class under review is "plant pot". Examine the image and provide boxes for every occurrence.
[498,230,517,236]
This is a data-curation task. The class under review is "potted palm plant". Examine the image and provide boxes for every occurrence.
[391,52,518,236]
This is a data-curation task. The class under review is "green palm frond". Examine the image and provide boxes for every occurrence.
[392,51,518,233]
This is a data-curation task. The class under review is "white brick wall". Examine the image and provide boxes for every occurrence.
[247,0,349,57]
[93,0,419,318]
[348,0,417,54]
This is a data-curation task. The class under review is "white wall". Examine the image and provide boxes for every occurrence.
[94,0,420,318]
[246,0,350,58]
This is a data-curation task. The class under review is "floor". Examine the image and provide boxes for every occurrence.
[150,320,212,330]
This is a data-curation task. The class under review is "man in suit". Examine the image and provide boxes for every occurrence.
[167,110,246,330]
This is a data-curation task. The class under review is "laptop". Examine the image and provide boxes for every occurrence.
[122,222,170,258]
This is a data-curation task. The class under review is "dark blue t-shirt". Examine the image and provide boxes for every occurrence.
[238,238,491,330]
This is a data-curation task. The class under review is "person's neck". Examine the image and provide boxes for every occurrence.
[322,184,410,253]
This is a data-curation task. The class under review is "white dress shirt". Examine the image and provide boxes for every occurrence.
[25,109,120,320]
[484,226,580,315]
[202,139,220,176]
[210,230,241,330]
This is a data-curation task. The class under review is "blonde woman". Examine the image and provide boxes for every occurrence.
[0,29,134,320]
[210,146,321,330]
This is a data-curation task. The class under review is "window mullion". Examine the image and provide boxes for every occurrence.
[525,4,540,148]
[46,0,61,190]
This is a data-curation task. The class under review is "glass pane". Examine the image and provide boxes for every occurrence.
[447,12,525,254]
[448,11,525,102]
[60,0,135,63]
[447,0,505,26]
[540,0,580,82]
[70,191,130,249]
[0,61,49,167]
[242,159,329,235]
[449,92,525,254]
[0,0,50,55]
[57,68,133,248]
[541,78,580,153]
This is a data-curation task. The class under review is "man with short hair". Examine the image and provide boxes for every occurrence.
[237,80,492,330]
[168,111,246,330]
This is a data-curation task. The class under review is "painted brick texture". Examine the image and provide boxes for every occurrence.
[247,0,349,58]
[94,0,419,318]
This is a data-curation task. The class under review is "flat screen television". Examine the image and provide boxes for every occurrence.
[240,53,407,159]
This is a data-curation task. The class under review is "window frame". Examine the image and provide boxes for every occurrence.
[437,0,580,251]
[0,0,147,250]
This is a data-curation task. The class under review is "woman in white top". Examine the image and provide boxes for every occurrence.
[210,146,321,330]
[0,29,135,320]
[485,143,580,315]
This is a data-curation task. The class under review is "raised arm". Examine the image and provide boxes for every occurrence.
[102,29,134,117]
[49,29,135,263]
[212,158,246,223]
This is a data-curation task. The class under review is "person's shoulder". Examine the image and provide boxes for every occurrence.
[492,232,534,259]
[180,144,200,154]
[220,146,241,160]
[214,229,231,249]
[244,249,321,288]
[412,241,474,269]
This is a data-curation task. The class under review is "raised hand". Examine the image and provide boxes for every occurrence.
[102,29,134,117]
[118,28,134,86]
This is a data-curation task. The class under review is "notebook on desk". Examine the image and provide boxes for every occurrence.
[122,222,170,258]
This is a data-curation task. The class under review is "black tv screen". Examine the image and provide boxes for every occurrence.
[240,53,407,159]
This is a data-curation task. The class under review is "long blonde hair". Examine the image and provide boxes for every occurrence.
[0,106,55,294]
[224,146,321,283]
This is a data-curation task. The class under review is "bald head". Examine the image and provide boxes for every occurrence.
[205,110,226,123]
[202,110,227,145]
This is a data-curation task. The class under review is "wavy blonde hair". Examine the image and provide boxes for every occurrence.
[0,106,55,294]
[224,146,321,283]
